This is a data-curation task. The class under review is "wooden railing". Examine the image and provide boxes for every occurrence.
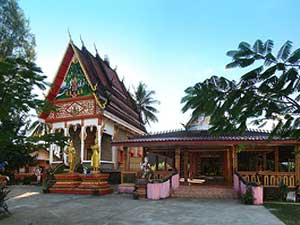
[238,171,296,188]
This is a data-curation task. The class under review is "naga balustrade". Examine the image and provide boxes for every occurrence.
[238,171,296,188]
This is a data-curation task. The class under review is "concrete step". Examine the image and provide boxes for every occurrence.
[172,186,238,199]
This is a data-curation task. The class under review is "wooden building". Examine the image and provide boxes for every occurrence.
[40,41,146,170]
[113,117,300,189]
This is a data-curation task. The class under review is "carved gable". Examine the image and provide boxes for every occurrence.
[56,57,92,100]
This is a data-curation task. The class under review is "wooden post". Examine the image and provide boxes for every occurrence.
[175,147,181,175]
[155,155,159,171]
[232,145,238,172]
[227,149,233,185]
[275,146,279,172]
[263,152,267,171]
[295,145,300,185]
[124,147,130,171]
[184,151,188,184]
[164,157,167,171]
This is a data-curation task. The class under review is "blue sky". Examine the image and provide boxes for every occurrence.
[20,0,300,131]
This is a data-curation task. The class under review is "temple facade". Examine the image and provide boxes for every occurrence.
[40,41,145,170]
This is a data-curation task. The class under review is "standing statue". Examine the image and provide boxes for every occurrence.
[90,136,100,172]
[140,156,152,180]
[65,140,76,173]
[90,124,105,172]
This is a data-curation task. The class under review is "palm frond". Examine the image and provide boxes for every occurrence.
[277,40,293,61]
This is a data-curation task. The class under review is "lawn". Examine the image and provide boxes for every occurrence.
[264,202,300,225]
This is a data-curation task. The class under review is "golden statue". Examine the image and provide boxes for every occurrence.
[90,136,100,172]
[65,140,76,173]
[90,124,105,172]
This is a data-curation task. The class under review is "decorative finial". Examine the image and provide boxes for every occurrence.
[80,34,85,47]
[68,28,73,43]
[93,43,99,55]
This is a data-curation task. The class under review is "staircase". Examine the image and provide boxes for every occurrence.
[172,185,238,199]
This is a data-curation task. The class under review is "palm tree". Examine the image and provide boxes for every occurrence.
[133,82,160,126]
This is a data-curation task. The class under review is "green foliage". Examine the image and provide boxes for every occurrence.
[0,58,50,170]
[0,1,67,171]
[181,39,300,138]
[132,82,160,126]
[0,0,35,61]
[241,186,254,204]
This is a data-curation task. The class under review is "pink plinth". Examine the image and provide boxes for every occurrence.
[233,174,240,193]
[118,186,135,194]
[240,181,247,195]
[147,183,160,200]
[252,186,263,205]
[159,180,170,199]
[171,174,179,190]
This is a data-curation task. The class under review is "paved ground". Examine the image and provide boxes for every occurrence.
[1,185,283,225]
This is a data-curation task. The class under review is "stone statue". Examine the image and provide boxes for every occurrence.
[90,136,100,172]
[140,156,152,180]
[65,140,76,173]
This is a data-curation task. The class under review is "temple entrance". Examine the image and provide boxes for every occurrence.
[187,151,227,185]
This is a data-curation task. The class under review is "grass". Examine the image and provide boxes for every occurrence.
[264,202,300,225]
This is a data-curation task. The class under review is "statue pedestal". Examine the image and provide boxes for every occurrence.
[49,173,113,195]
[77,173,113,195]
[50,173,81,191]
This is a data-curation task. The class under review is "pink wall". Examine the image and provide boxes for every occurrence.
[147,180,170,200]
[233,174,240,193]
[252,186,263,205]
[171,174,179,190]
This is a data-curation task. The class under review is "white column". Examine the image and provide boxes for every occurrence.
[80,126,85,162]
[112,146,118,169]
[97,125,102,166]
[49,129,54,165]
[63,127,69,165]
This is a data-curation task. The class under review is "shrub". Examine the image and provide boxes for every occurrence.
[241,186,253,204]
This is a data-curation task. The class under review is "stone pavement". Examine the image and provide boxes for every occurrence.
[1,185,283,225]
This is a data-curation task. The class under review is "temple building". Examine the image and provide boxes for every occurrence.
[40,41,146,171]
[113,115,300,198]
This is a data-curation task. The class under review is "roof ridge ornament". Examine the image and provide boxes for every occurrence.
[80,34,85,48]
[93,42,99,56]
[68,28,73,43]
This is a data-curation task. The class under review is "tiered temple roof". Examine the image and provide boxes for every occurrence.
[41,42,146,133]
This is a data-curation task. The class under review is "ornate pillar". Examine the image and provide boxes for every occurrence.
[97,125,103,166]
[49,129,54,165]
[80,126,85,162]
[64,127,69,164]
[112,126,119,169]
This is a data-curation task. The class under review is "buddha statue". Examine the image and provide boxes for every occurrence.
[90,136,100,172]
[65,140,76,173]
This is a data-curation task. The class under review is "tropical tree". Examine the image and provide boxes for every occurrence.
[132,82,160,126]
[0,0,67,171]
[0,0,36,61]
[181,39,300,138]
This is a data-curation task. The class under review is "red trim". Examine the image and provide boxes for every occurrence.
[54,95,94,104]
[46,45,74,103]
[112,139,300,147]
[40,44,75,120]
